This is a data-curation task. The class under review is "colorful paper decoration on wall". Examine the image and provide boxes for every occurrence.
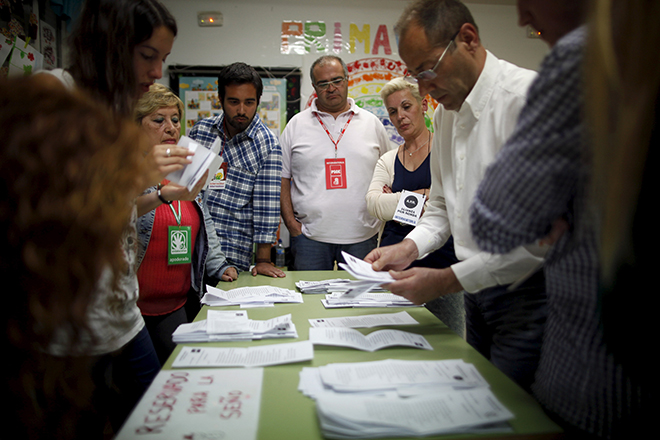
[282,21,394,55]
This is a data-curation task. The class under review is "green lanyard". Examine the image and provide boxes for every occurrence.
[168,201,182,226]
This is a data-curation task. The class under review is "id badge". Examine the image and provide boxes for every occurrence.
[168,225,192,265]
[325,158,347,189]
[209,162,228,190]
[393,190,426,226]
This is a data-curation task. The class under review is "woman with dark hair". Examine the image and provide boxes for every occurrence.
[1,76,149,439]
[67,0,178,116]
[41,0,190,434]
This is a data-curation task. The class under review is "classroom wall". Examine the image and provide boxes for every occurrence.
[161,0,548,105]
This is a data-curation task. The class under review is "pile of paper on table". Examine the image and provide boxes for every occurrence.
[296,279,388,294]
[172,310,297,343]
[322,291,420,308]
[299,359,514,438]
[201,285,303,307]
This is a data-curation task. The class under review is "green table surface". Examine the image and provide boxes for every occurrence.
[163,271,562,440]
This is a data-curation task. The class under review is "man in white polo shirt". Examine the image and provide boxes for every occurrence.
[280,55,391,270]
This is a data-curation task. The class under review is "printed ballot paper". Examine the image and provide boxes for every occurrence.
[309,311,419,328]
[309,327,432,352]
[315,388,514,438]
[166,136,217,191]
[172,341,314,368]
[115,368,263,440]
[172,311,298,343]
[298,359,513,438]
[201,285,303,307]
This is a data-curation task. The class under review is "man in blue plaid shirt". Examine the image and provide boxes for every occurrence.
[190,63,285,278]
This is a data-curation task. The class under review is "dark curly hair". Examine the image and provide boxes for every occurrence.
[1,76,149,439]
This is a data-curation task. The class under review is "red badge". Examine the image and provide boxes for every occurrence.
[325,158,347,189]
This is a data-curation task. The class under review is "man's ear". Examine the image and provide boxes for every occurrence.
[456,22,481,53]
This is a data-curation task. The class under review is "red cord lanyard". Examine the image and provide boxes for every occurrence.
[314,112,354,158]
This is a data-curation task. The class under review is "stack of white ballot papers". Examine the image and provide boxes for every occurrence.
[322,291,419,308]
[298,359,514,438]
[201,285,303,307]
[296,279,388,295]
[172,310,297,343]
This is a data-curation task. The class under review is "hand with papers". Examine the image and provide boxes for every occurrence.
[166,136,218,191]
[146,143,193,186]
[363,242,464,305]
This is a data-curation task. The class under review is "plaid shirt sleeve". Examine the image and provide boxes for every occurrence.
[251,130,282,244]
[470,28,587,254]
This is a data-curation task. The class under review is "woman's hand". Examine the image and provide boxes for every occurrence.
[144,144,192,187]
[160,171,208,202]
[221,267,238,282]
[382,185,393,194]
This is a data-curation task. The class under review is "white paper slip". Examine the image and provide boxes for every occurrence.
[317,359,488,393]
[296,279,352,294]
[115,368,263,440]
[172,341,314,368]
[315,388,514,439]
[338,251,395,283]
[309,327,432,352]
[202,285,303,306]
[165,136,217,191]
[309,311,418,328]
[340,280,382,299]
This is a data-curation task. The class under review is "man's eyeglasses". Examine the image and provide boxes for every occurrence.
[405,30,460,84]
[314,77,346,91]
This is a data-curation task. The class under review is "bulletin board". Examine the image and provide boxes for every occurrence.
[168,65,302,136]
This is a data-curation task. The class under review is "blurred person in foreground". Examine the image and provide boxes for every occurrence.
[41,0,190,433]
[470,0,650,437]
[1,76,148,439]
[135,83,238,365]
[366,77,464,337]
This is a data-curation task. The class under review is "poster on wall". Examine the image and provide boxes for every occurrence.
[179,76,220,137]
[8,37,42,76]
[39,20,56,70]
[259,77,287,137]
[179,76,287,138]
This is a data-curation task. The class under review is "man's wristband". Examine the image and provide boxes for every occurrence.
[256,258,272,264]
[157,188,172,205]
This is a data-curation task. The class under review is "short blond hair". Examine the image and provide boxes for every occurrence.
[134,83,184,123]
[380,77,424,105]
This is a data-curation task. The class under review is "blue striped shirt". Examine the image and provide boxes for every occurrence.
[190,113,282,271]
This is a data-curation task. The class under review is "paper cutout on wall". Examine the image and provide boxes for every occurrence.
[282,21,392,55]
[40,21,57,70]
[8,37,42,76]
[0,36,13,66]
[305,58,438,147]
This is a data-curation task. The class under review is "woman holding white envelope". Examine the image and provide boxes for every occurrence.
[366,78,464,336]
[135,83,237,364]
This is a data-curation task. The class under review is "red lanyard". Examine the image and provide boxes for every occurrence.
[314,112,354,158]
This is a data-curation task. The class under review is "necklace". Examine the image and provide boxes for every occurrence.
[405,130,431,156]
[402,130,432,170]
